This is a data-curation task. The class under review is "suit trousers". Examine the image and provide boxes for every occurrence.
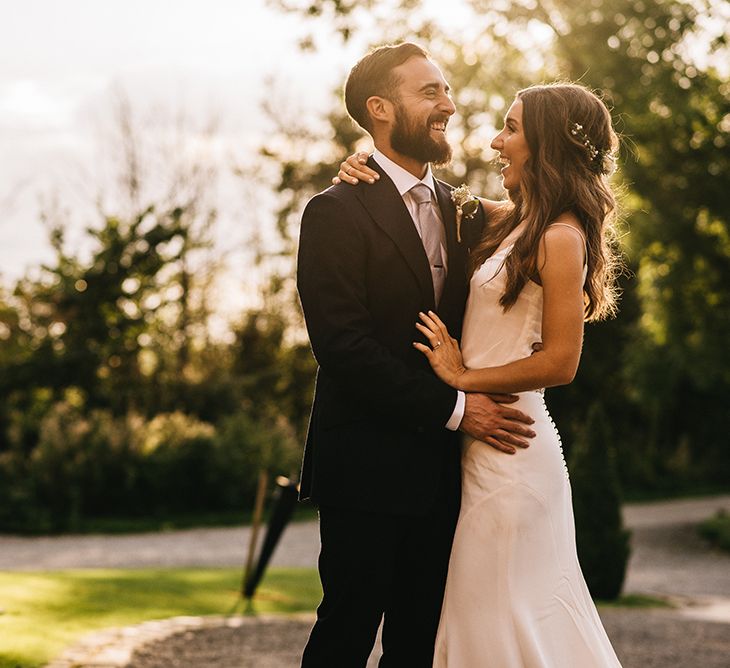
[301,485,459,668]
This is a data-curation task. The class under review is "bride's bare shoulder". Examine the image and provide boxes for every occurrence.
[545,212,585,241]
[539,213,587,270]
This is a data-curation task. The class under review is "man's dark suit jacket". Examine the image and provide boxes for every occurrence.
[297,158,485,516]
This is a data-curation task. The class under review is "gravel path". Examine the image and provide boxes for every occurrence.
[48,609,730,668]
[622,495,730,619]
[8,494,728,667]
[0,520,319,570]
[126,609,730,668]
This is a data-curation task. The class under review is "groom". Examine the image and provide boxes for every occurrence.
[297,43,535,667]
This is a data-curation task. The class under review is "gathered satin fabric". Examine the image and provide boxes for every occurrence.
[433,242,622,667]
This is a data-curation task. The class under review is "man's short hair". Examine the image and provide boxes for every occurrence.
[344,42,429,133]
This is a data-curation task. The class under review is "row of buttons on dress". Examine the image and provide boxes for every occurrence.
[537,391,571,481]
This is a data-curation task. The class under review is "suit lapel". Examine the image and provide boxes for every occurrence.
[435,179,458,259]
[356,158,435,307]
[435,179,470,296]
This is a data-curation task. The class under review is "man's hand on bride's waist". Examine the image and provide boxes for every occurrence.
[459,393,536,455]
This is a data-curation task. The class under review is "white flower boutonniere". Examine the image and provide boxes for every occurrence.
[451,184,479,243]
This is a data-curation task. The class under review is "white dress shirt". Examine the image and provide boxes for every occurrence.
[372,149,465,431]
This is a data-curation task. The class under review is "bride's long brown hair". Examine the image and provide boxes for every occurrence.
[471,83,622,321]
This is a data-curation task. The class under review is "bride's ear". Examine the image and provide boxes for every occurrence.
[365,96,393,125]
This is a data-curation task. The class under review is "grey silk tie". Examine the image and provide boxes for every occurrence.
[410,183,447,304]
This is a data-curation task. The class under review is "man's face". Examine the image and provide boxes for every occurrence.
[388,56,456,166]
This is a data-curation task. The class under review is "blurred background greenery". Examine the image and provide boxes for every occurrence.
[0,0,728,534]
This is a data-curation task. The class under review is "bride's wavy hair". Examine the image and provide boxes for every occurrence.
[471,83,622,321]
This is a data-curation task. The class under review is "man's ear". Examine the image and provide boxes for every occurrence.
[365,95,393,125]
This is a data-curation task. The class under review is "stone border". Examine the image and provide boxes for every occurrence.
[45,613,315,668]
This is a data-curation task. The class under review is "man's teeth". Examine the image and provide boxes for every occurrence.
[431,122,446,131]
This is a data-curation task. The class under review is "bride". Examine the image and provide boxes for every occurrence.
[336,82,623,667]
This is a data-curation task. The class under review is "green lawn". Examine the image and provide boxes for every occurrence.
[598,593,673,608]
[0,568,322,668]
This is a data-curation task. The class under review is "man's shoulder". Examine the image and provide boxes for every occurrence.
[303,181,367,216]
[300,182,374,240]
[310,181,364,204]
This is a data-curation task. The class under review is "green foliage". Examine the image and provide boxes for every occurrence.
[597,593,673,608]
[6,207,186,415]
[29,402,143,531]
[138,411,218,514]
[539,0,730,488]
[570,403,631,600]
[231,308,316,443]
[698,510,730,552]
[211,411,301,508]
[0,401,298,532]
[0,127,309,531]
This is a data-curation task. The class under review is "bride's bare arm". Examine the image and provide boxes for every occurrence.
[415,222,586,393]
[477,196,508,217]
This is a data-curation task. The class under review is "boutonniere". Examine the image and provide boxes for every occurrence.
[451,184,479,243]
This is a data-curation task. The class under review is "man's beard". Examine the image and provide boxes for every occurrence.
[390,102,453,167]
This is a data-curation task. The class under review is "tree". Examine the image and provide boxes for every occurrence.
[570,402,631,600]
[0,91,309,530]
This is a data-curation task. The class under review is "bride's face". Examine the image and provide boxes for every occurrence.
[490,98,530,194]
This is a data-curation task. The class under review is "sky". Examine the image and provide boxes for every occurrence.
[0,0,368,321]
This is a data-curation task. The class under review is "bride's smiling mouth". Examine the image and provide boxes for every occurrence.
[497,155,511,172]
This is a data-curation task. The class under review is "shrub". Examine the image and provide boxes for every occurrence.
[0,449,42,532]
[137,410,300,515]
[699,510,730,553]
[213,411,301,509]
[27,402,142,530]
[0,400,301,531]
[569,402,631,600]
[138,411,218,514]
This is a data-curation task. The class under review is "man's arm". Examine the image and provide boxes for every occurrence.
[297,191,457,429]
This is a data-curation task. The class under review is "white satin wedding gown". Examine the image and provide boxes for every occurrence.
[433,228,622,667]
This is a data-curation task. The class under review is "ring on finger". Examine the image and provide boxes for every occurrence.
[434,340,442,349]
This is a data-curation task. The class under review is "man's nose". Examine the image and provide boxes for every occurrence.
[440,94,456,116]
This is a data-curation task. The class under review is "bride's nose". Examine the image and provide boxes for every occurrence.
[490,132,503,151]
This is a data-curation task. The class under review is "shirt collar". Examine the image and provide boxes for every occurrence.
[372,149,437,199]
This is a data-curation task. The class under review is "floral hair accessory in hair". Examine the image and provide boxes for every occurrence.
[451,184,479,243]
[570,122,616,176]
